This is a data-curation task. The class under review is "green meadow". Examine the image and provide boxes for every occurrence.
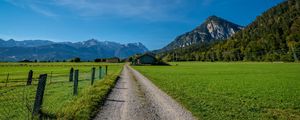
[0,62,123,87]
[133,62,300,120]
[0,62,123,119]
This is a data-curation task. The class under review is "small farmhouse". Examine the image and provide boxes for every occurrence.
[133,53,157,65]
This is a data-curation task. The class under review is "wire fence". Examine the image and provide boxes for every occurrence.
[0,66,108,120]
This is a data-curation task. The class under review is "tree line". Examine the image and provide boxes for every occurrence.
[159,0,300,62]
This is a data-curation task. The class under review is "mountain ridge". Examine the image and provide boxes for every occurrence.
[158,0,300,62]
[159,15,244,52]
[0,39,148,61]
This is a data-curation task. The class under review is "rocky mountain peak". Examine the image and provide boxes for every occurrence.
[159,16,244,52]
[202,15,243,40]
[83,39,99,46]
[206,15,220,21]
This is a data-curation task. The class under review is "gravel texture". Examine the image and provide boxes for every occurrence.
[94,64,196,120]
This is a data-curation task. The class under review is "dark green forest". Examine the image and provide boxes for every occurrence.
[159,0,300,62]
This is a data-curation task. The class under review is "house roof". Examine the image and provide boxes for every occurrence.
[136,53,156,59]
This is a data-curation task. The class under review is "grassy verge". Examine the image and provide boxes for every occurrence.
[133,62,300,120]
[56,67,122,119]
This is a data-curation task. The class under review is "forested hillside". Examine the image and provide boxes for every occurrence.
[159,0,300,62]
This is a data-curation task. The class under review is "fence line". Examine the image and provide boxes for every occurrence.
[0,65,108,119]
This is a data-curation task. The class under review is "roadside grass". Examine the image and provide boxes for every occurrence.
[57,72,121,119]
[0,62,123,119]
[133,62,300,120]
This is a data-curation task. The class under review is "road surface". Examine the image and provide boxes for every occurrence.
[94,64,195,120]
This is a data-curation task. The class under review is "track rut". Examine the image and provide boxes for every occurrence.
[94,64,195,120]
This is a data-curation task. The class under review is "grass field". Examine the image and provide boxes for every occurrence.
[0,62,123,119]
[0,62,122,87]
[133,62,300,120]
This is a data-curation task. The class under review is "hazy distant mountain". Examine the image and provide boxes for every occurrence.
[0,39,54,47]
[0,39,148,61]
[159,15,243,52]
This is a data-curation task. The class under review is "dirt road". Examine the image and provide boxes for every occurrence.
[94,64,195,120]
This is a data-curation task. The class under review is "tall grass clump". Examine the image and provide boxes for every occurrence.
[56,69,122,119]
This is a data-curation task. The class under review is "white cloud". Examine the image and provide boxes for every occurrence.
[28,4,58,17]
[5,0,187,21]
[52,0,186,21]
[5,0,58,17]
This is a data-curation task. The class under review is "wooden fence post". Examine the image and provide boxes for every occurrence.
[27,70,33,85]
[5,73,9,87]
[99,66,102,79]
[105,65,108,75]
[91,67,95,85]
[74,70,79,96]
[32,74,47,118]
[69,68,74,82]
[49,71,53,84]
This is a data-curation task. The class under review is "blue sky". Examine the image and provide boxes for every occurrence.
[0,0,283,50]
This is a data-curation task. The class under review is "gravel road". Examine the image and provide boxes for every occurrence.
[94,64,196,120]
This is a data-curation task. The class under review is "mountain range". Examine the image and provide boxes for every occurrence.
[2,0,299,62]
[159,15,244,52]
[0,39,148,61]
[158,0,300,62]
